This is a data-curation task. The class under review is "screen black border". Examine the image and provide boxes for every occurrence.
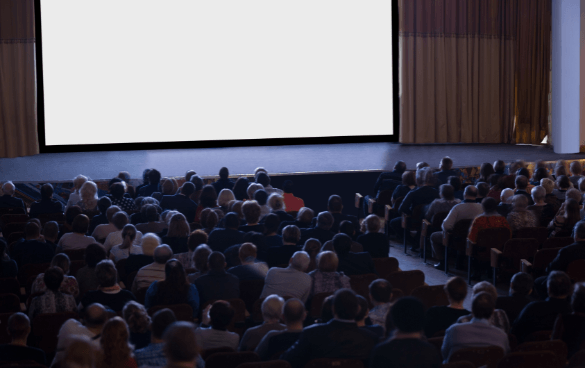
[35,0,400,153]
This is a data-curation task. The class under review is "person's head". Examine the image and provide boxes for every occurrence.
[194,244,212,273]
[394,161,407,173]
[402,171,416,186]
[190,175,204,192]
[160,178,178,195]
[364,214,382,233]
[541,178,555,194]
[233,177,250,200]
[572,283,585,314]
[512,195,529,211]
[320,296,335,323]
[555,160,568,178]
[24,221,40,240]
[39,183,54,201]
[566,188,582,203]
[282,225,301,244]
[79,181,98,202]
[532,167,550,183]
[109,182,125,199]
[262,294,285,322]
[142,204,159,223]
[95,260,118,288]
[290,251,310,272]
[120,224,137,249]
[167,213,190,238]
[564,198,581,225]
[62,335,98,368]
[104,205,121,224]
[255,172,271,188]
[218,167,229,180]
[338,220,355,237]
[316,211,334,231]
[247,183,264,201]
[153,245,173,265]
[479,163,495,180]
[199,185,218,208]
[151,308,177,340]
[163,259,187,288]
[471,292,495,320]
[122,301,151,334]
[463,185,478,199]
[180,182,196,198]
[476,182,490,198]
[369,278,393,304]
[7,313,30,342]
[85,243,107,268]
[65,205,83,226]
[515,175,529,190]
[557,175,571,190]
[493,160,506,173]
[239,242,257,263]
[283,180,294,194]
[448,176,462,192]
[440,157,453,171]
[390,297,426,333]
[209,301,235,330]
[355,295,370,323]
[268,193,286,212]
[208,251,227,271]
[282,298,306,326]
[221,212,238,230]
[574,221,585,242]
[95,197,111,215]
[332,289,359,320]
[263,213,281,235]
[100,317,132,367]
[303,238,321,272]
[570,161,583,176]
[84,303,108,329]
[297,207,314,224]
[254,189,268,206]
[71,175,89,193]
[111,211,129,231]
[163,321,200,364]
[439,184,455,200]
[148,169,162,185]
[217,189,236,208]
[500,188,515,204]
[531,186,546,203]
[327,195,343,213]
[42,221,59,242]
[416,167,433,186]
[416,162,430,170]
[317,251,339,273]
[141,233,161,256]
[547,271,572,298]
[580,178,585,193]
[44,266,64,292]
[510,272,533,296]
[481,197,498,214]
[444,276,468,303]
[51,253,71,275]
[471,281,498,301]
[517,168,531,180]
[332,233,352,257]
[72,214,90,234]
[242,200,261,225]
[187,229,208,252]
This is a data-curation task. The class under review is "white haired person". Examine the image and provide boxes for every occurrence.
[65,174,88,211]
[527,186,557,227]
[506,195,538,236]
[239,294,286,351]
[0,181,26,211]
[260,251,312,303]
[77,181,100,216]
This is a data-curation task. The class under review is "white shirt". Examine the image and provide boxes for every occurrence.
[57,232,97,251]
[65,192,81,212]
[442,202,484,232]
[132,262,166,294]
[195,327,240,350]
[91,223,118,241]
[52,319,101,366]
[109,244,143,263]
[103,230,143,252]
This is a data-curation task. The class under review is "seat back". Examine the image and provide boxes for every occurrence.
[63,248,85,261]
[349,273,379,300]
[427,336,444,356]
[513,340,567,368]
[0,214,29,225]
[525,330,552,342]
[309,292,334,319]
[542,237,574,249]
[200,346,235,360]
[19,263,50,286]
[35,212,66,225]
[408,204,426,229]
[515,227,549,243]
[497,351,560,368]
[0,293,21,313]
[431,211,450,229]
[472,228,511,260]
[0,207,26,215]
[568,348,585,368]
[386,270,425,296]
[204,352,259,368]
[236,360,292,368]
[410,284,449,309]
[500,238,539,272]
[7,232,24,246]
[116,258,128,284]
[447,219,474,251]
[2,222,26,240]
[390,288,404,303]
[125,271,138,290]
[372,257,399,280]
[69,260,85,278]
[134,287,148,305]
[147,304,193,322]
[239,279,265,313]
[567,259,585,282]
[449,346,505,368]
[304,358,365,368]
[30,312,79,354]
[0,278,20,296]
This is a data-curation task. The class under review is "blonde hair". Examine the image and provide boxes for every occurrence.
[79,181,98,209]
[267,193,286,211]
[73,175,88,191]
[218,189,236,207]
[540,178,555,194]
[98,317,133,368]
[167,213,190,237]
[317,251,339,272]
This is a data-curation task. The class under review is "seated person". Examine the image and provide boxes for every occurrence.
[88,197,111,236]
[109,182,138,212]
[282,180,305,213]
[135,308,177,368]
[370,161,407,207]
[29,183,64,217]
[11,221,55,267]
[194,252,240,307]
[260,251,312,303]
[255,298,306,361]
[300,211,335,245]
[433,157,459,185]
[333,233,376,276]
[356,215,389,258]
[239,200,266,234]
[541,178,562,214]
[267,225,301,268]
[424,184,461,224]
[212,167,235,193]
[506,195,538,236]
[321,220,364,253]
[497,188,515,217]
[569,161,584,187]
[91,205,121,243]
[442,292,510,364]
[355,295,384,339]
[80,260,136,312]
[76,243,107,300]
[195,301,240,350]
[308,251,350,297]
[514,175,535,205]
[263,213,283,248]
[371,297,441,368]
[109,224,143,263]
[264,193,294,224]
[324,195,360,234]
[57,214,97,251]
[527,186,556,227]
[122,301,151,350]
[495,272,534,325]
[175,229,207,270]
[0,181,26,211]
[131,244,173,294]
[135,204,167,235]
[125,232,159,276]
[424,276,470,338]
[552,281,585,359]
[187,244,212,283]
[368,278,393,329]
[145,259,200,318]
[29,267,77,319]
[208,212,246,252]
[552,175,572,201]
[278,207,315,234]
[456,281,510,333]
[104,212,143,253]
[160,181,198,223]
[475,182,490,204]
[239,294,286,351]
[0,313,46,366]
[32,253,79,298]
[281,289,378,368]
[548,198,580,237]
[228,242,269,280]
[161,213,190,254]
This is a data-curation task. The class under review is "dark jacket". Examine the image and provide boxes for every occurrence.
[374,170,404,194]
[194,270,240,306]
[267,245,301,268]
[546,241,585,274]
[300,227,335,245]
[160,194,198,223]
[11,239,56,267]
[495,294,533,325]
[433,169,459,186]
[0,195,25,210]
[511,297,572,343]
[212,178,235,194]
[398,186,440,218]
[29,199,64,216]
[337,252,376,276]
[356,233,389,259]
[515,190,535,206]
[208,228,246,253]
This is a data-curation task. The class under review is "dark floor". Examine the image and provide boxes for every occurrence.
[1,142,583,182]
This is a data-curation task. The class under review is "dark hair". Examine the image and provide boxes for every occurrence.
[142,169,151,184]
[7,313,30,340]
[187,230,208,252]
[464,185,478,198]
[181,182,196,197]
[43,221,59,241]
[208,252,226,271]
[194,245,212,273]
[282,298,305,324]
[108,177,123,189]
[441,157,454,170]
[479,163,495,182]
[144,204,159,222]
[224,212,240,229]
[355,295,369,322]
[148,169,162,184]
[283,180,294,193]
[155,260,190,305]
[510,272,533,296]
[190,175,204,192]
[256,172,270,187]
[394,161,407,173]
[445,276,468,302]
[515,175,528,190]
[40,183,54,200]
[517,168,530,179]
[332,233,352,256]
[558,175,571,189]
[65,205,83,225]
[471,292,495,319]
[320,295,334,323]
[110,182,125,199]
[494,160,506,173]
[564,199,581,230]
[390,297,425,333]
[209,301,235,330]
[85,243,107,268]
[163,321,200,363]
[263,213,280,234]
[44,267,64,291]
[448,176,462,191]
[242,231,266,251]
[548,271,572,297]
[72,214,90,234]
[328,195,343,212]
[24,221,40,239]
[476,182,490,197]
[575,221,585,240]
[533,167,550,183]
[333,289,359,320]
[402,171,416,186]
[97,196,112,214]
[219,167,229,180]
[233,177,250,201]
[338,220,355,237]
[481,197,498,213]
[95,260,118,288]
[572,283,585,314]
[112,211,129,230]
[152,308,177,339]
[369,279,393,303]
[439,184,455,200]
[200,185,218,208]
[254,189,268,206]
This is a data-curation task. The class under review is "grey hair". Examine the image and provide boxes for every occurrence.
[566,188,582,203]
[531,186,546,202]
[512,195,529,209]
[141,233,162,256]
[267,193,285,211]
[1,182,15,196]
[540,178,555,194]
[247,183,264,200]
[141,196,160,208]
[290,251,310,272]
[416,167,433,186]
[500,188,515,204]
[364,214,381,233]
[153,244,173,264]
[261,294,285,321]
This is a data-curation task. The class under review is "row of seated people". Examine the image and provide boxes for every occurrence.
[2,268,583,368]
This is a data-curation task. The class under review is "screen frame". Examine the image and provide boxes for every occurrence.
[35,0,400,153]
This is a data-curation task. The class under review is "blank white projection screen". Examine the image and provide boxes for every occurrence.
[39,1,393,146]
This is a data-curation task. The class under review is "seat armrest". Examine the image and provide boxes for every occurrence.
[443,230,450,247]
[401,213,410,229]
[367,198,376,214]
[384,205,392,222]
[355,193,363,208]
[490,248,502,268]
[465,239,474,257]
[421,219,431,237]
[521,259,533,274]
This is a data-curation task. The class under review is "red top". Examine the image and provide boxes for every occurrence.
[283,193,305,212]
[467,215,510,243]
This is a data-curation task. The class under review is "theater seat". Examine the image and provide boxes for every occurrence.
[205,352,259,368]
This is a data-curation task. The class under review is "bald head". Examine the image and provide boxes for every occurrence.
[84,303,108,328]
[282,298,306,325]
[154,245,173,264]
[2,182,15,196]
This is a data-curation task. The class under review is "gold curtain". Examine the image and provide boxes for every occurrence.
[0,0,39,158]
[399,0,550,145]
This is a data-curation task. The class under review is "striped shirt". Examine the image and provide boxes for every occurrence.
[132,263,165,294]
